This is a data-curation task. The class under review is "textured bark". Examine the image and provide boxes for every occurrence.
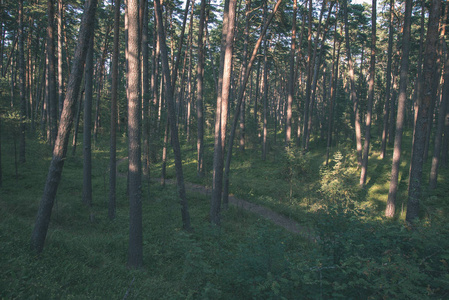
[385,0,412,218]
[47,0,58,146]
[142,0,149,180]
[343,0,362,165]
[197,0,206,177]
[429,4,449,189]
[127,0,143,268]
[360,0,376,186]
[83,35,94,207]
[19,0,26,163]
[406,0,441,223]
[210,0,236,225]
[154,0,191,231]
[223,0,282,208]
[58,0,63,118]
[285,0,296,144]
[30,0,97,254]
[380,0,394,159]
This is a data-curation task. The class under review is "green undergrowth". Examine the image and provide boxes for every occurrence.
[2,133,449,298]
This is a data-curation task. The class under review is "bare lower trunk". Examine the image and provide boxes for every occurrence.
[30,0,97,254]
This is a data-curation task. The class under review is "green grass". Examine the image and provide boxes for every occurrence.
[1,130,449,299]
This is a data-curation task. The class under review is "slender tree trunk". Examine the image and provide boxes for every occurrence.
[47,0,58,146]
[343,0,362,165]
[19,0,26,164]
[30,0,97,254]
[127,0,143,268]
[109,0,120,220]
[83,34,94,207]
[160,117,168,186]
[197,0,206,177]
[302,0,313,150]
[380,0,394,159]
[142,0,149,182]
[154,0,191,231]
[360,0,376,186]
[58,0,63,118]
[211,0,236,225]
[71,80,84,156]
[286,0,296,144]
[262,24,268,160]
[406,0,441,223]
[385,0,412,218]
[222,0,282,207]
[429,4,449,189]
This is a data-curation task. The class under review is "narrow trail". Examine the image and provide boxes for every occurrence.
[116,157,315,240]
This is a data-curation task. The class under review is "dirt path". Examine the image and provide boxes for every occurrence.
[116,158,315,239]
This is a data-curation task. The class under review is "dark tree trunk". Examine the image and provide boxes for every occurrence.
[385,0,412,218]
[197,0,206,177]
[210,0,236,225]
[109,0,120,220]
[71,81,84,156]
[127,0,143,268]
[83,34,94,207]
[429,4,449,189]
[30,0,97,254]
[302,0,313,150]
[360,0,376,186]
[142,0,150,181]
[58,0,64,118]
[406,0,441,223]
[47,0,58,146]
[285,0,296,144]
[380,0,394,159]
[343,0,362,165]
[154,0,191,231]
[19,0,26,164]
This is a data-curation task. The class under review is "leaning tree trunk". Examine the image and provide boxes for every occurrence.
[30,0,97,254]
[385,0,412,218]
[406,0,441,223]
[154,0,191,231]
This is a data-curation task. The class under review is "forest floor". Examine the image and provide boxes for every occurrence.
[117,157,316,240]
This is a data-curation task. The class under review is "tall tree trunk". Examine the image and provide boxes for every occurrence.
[360,0,376,186]
[83,34,94,207]
[285,0,296,144]
[210,0,237,225]
[30,0,97,254]
[19,0,26,164]
[262,22,268,160]
[406,0,441,223]
[58,0,64,118]
[343,0,362,165]
[380,0,394,159]
[154,0,191,231]
[429,3,449,189]
[302,0,313,150]
[222,0,282,208]
[127,0,143,268]
[196,0,206,177]
[142,0,149,181]
[385,0,412,218]
[47,0,58,146]
[109,0,120,220]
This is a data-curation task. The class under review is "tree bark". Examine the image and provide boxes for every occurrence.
[154,0,191,231]
[380,0,394,159]
[385,0,412,218]
[406,0,441,223]
[343,0,362,165]
[58,0,64,118]
[360,0,376,186]
[83,34,94,207]
[197,0,206,177]
[47,0,58,146]
[127,0,143,268]
[30,0,97,254]
[285,0,296,144]
[19,0,26,164]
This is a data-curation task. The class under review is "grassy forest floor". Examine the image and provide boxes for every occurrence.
[1,131,449,299]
